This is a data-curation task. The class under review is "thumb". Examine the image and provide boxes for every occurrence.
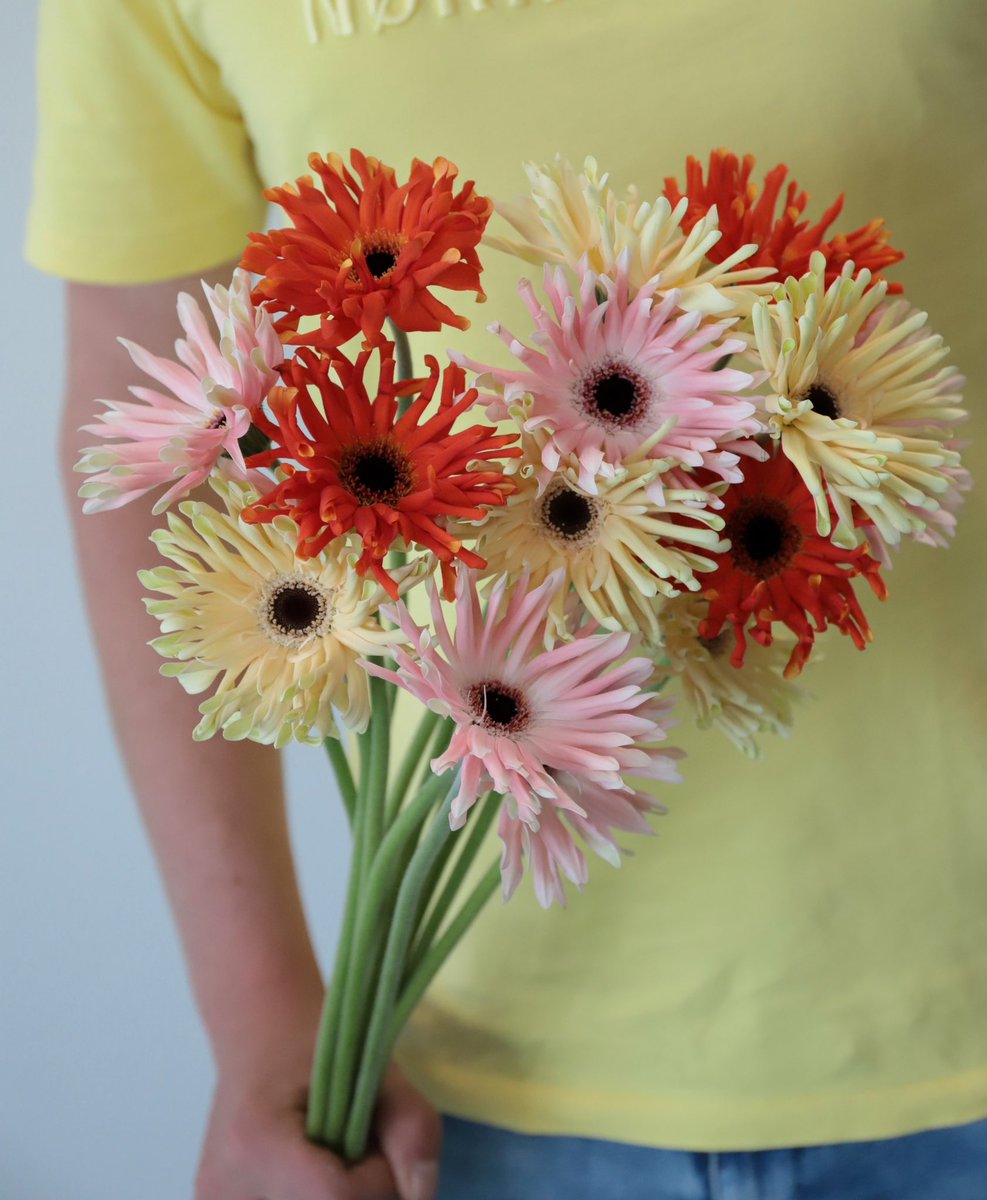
[375,1064,443,1200]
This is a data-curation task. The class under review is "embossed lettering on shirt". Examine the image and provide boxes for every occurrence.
[303,0,560,41]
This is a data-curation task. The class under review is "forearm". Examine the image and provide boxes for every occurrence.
[60,270,324,1074]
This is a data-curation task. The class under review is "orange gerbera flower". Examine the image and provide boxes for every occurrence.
[242,150,492,350]
[241,344,519,597]
[697,451,887,677]
[663,150,903,289]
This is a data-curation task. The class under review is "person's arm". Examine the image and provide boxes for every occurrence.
[60,266,441,1200]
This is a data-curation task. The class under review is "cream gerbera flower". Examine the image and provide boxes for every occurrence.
[658,593,800,758]
[139,470,418,747]
[474,430,727,641]
[752,253,966,546]
[488,154,771,316]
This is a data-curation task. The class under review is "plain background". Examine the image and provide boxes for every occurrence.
[1,8,351,1197]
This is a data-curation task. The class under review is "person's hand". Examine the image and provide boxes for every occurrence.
[195,1053,443,1200]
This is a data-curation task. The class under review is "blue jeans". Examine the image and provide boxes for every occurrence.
[436,1114,987,1199]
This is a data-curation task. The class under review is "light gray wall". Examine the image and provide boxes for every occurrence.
[0,9,350,1197]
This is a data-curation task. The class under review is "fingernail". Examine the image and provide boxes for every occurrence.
[409,1160,439,1200]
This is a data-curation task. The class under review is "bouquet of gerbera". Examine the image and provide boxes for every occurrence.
[75,147,968,1162]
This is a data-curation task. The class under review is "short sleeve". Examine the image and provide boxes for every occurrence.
[24,0,267,284]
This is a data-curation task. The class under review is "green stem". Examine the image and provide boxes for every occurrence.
[407,791,500,979]
[321,677,389,1142]
[413,718,454,800]
[323,735,357,827]
[341,790,456,1162]
[392,779,451,887]
[305,738,365,1138]
[388,320,414,389]
[363,675,391,860]
[392,859,500,1039]
[385,323,414,577]
[384,708,441,827]
[306,834,361,1137]
[397,724,462,909]
[321,771,447,1148]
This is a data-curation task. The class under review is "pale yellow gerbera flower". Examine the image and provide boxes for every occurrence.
[657,593,801,759]
[488,154,771,316]
[473,428,727,642]
[139,470,420,747]
[752,252,965,547]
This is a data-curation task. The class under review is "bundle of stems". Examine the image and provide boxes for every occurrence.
[304,324,502,1162]
[306,688,501,1162]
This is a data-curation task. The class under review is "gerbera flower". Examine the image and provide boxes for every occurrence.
[488,154,771,315]
[657,592,800,758]
[697,450,887,677]
[241,343,519,598]
[663,149,904,288]
[139,469,416,747]
[751,257,966,546]
[457,259,762,492]
[243,150,491,349]
[364,571,683,908]
[474,430,727,641]
[76,270,283,514]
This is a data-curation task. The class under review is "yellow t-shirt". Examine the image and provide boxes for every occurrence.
[28,0,987,1151]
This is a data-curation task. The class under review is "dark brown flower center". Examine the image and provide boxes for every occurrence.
[365,249,398,279]
[577,358,651,431]
[259,575,333,645]
[539,482,600,544]
[359,230,405,281]
[803,382,841,420]
[725,497,802,578]
[339,439,414,507]
[208,411,228,430]
[464,680,531,734]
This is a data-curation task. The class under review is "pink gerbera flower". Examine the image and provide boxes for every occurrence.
[456,259,762,493]
[76,269,283,514]
[365,570,682,908]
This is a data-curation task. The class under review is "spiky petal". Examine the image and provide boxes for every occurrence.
[140,469,416,747]
[663,149,904,288]
[658,592,801,758]
[751,255,966,547]
[243,150,491,349]
[76,269,283,515]
[697,450,887,677]
[457,259,762,493]
[475,428,728,642]
[241,343,519,598]
[489,154,770,315]
[364,571,682,908]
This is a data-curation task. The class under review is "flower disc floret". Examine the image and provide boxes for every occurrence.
[697,451,887,677]
[76,270,283,514]
[458,259,762,492]
[139,470,415,747]
[241,343,519,598]
[364,571,683,908]
[243,150,492,349]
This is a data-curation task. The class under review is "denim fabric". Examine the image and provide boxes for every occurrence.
[436,1113,987,1200]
